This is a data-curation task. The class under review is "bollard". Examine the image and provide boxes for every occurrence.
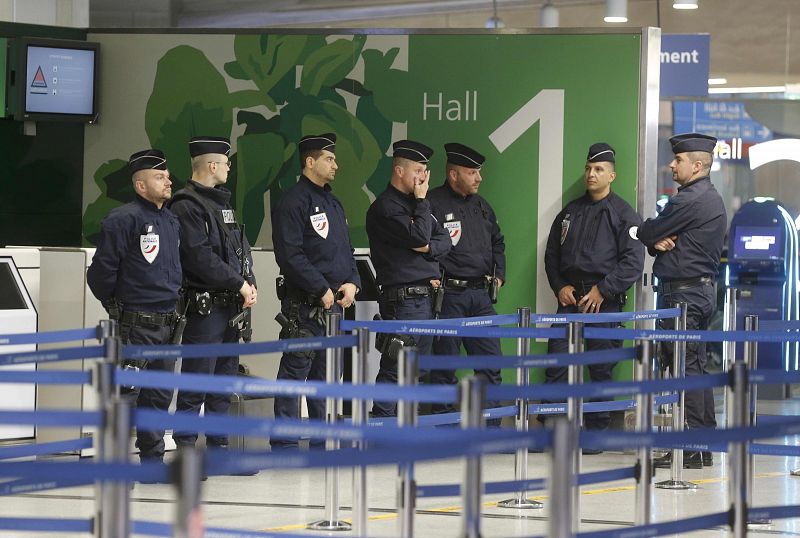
[173,446,204,538]
[498,307,542,510]
[460,376,486,538]
[634,340,654,526]
[351,327,370,536]
[743,315,771,527]
[398,348,419,538]
[548,418,576,538]
[728,360,748,538]
[566,321,584,531]
[722,288,739,430]
[656,302,695,490]
[308,312,351,531]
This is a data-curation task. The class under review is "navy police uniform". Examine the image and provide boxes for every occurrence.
[169,136,256,449]
[87,149,181,462]
[635,133,725,441]
[428,143,506,415]
[543,143,644,431]
[366,140,452,417]
[271,133,361,449]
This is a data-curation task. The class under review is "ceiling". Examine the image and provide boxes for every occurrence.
[90,0,800,90]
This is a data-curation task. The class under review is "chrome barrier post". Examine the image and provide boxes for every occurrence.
[656,302,695,490]
[398,347,419,538]
[103,396,132,538]
[634,340,654,526]
[548,418,576,538]
[173,446,204,538]
[309,312,351,532]
[722,288,739,429]
[566,321,584,530]
[460,376,486,538]
[743,315,771,527]
[351,327,370,536]
[728,360,748,538]
[498,307,542,510]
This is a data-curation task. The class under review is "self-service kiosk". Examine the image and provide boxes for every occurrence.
[727,198,799,399]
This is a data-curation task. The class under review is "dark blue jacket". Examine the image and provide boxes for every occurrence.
[428,181,506,281]
[87,195,182,312]
[545,191,644,298]
[169,180,255,291]
[637,176,726,280]
[366,184,452,287]
[272,175,360,297]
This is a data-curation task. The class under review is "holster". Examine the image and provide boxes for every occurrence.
[374,331,416,361]
[488,278,499,304]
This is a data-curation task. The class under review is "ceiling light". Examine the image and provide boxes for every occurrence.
[604,0,628,23]
[708,85,786,94]
[673,0,699,9]
[708,78,727,85]
[540,3,559,27]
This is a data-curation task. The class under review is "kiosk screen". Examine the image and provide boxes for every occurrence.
[0,262,26,309]
[733,226,782,260]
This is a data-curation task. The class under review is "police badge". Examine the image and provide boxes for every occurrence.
[140,233,160,263]
[310,212,329,239]
[444,220,462,246]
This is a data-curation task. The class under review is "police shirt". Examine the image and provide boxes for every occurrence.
[272,175,361,297]
[428,181,506,281]
[169,180,256,292]
[366,184,452,287]
[87,194,182,312]
[636,176,726,280]
[545,191,644,298]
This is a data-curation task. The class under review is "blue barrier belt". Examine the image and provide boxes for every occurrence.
[123,334,358,360]
[0,410,102,427]
[531,307,681,325]
[417,347,637,370]
[750,369,800,385]
[748,504,800,522]
[531,394,679,416]
[749,443,800,457]
[0,345,105,366]
[0,460,168,482]
[0,437,92,460]
[341,313,519,331]
[332,319,565,339]
[577,511,730,538]
[0,475,93,497]
[0,517,94,533]
[0,370,91,385]
[487,373,728,401]
[585,326,800,342]
[118,369,459,404]
[0,327,99,346]
[757,320,800,330]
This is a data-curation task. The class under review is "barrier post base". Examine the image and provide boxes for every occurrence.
[654,479,697,490]
[748,517,772,527]
[497,498,544,510]
[791,468,800,476]
[307,520,352,532]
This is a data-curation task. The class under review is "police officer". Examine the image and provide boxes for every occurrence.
[169,136,257,453]
[87,149,182,465]
[428,143,505,418]
[270,133,360,450]
[633,133,725,469]
[543,143,644,439]
[366,140,452,417]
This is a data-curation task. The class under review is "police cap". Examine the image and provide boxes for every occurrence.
[587,142,615,163]
[128,149,167,173]
[189,136,231,158]
[393,140,433,164]
[299,133,336,154]
[445,142,485,169]
[669,133,717,154]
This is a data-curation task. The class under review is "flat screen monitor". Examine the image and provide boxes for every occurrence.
[14,38,99,122]
[732,225,783,260]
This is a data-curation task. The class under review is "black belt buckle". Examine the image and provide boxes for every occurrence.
[407,285,430,297]
[446,279,468,289]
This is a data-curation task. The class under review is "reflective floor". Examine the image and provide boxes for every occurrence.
[1,397,799,537]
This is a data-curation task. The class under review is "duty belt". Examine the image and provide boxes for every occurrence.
[381,285,432,302]
[121,310,177,328]
[444,277,489,290]
[656,276,713,294]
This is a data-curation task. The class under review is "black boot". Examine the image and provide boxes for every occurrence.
[653,451,703,469]
[702,451,713,467]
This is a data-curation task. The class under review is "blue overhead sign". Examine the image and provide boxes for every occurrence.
[673,101,772,142]
[660,34,710,98]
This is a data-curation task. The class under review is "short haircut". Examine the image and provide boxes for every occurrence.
[586,160,615,171]
[131,169,147,185]
[191,155,206,172]
[300,148,323,169]
[688,151,712,175]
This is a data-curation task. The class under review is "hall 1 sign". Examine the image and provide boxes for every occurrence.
[714,138,750,160]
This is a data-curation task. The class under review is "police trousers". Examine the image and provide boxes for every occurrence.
[657,281,717,430]
[174,304,240,447]
[372,294,434,417]
[430,287,502,415]
[120,320,176,461]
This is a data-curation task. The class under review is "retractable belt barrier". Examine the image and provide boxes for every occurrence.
[0,327,99,346]
[0,345,105,366]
